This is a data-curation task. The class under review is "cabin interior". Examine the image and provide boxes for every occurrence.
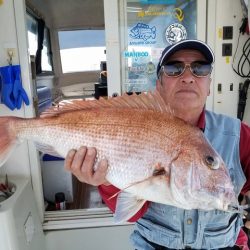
[25,0,108,212]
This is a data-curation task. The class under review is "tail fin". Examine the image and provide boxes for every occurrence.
[0,117,17,167]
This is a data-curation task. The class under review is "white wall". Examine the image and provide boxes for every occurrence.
[0,0,19,66]
[0,0,31,176]
[208,0,250,124]
[45,225,134,250]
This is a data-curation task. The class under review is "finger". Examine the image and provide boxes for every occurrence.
[70,146,88,173]
[92,159,109,186]
[80,147,97,183]
[68,147,89,183]
[64,149,77,171]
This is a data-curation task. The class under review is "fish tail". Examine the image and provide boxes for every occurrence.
[0,117,17,167]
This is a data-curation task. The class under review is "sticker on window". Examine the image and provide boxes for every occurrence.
[130,23,156,42]
[165,23,187,44]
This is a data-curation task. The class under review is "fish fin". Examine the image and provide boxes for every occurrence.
[40,91,172,118]
[0,117,18,167]
[108,165,168,201]
[114,191,146,223]
[108,178,156,201]
[35,142,62,157]
[107,180,148,200]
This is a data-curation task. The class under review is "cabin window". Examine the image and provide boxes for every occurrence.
[26,13,38,56]
[58,30,106,73]
[26,12,53,74]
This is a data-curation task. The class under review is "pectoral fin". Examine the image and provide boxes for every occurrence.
[114,191,146,223]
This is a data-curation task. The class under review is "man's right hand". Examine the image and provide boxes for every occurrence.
[64,146,109,186]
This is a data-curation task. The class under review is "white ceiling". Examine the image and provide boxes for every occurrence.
[26,0,105,29]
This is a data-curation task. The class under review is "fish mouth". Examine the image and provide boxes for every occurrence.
[188,163,238,211]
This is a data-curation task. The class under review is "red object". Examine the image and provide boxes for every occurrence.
[55,192,66,210]
[240,122,250,194]
[236,229,249,250]
[246,21,249,35]
[0,183,7,191]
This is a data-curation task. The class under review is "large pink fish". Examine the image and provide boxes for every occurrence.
[0,91,238,222]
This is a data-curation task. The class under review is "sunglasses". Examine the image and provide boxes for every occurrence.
[160,61,212,78]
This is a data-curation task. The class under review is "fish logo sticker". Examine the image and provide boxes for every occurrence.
[165,23,187,44]
[130,23,156,41]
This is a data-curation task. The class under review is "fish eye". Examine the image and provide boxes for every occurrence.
[204,155,219,170]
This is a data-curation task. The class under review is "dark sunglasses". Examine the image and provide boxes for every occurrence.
[160,61,212,78]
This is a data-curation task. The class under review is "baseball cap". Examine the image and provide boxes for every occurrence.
[156,39,215,77]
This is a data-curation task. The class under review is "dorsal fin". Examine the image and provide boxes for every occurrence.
[40,91,172,118]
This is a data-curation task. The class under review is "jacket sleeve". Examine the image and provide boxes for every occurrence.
[240,122,250,194]
[98,184,150,222]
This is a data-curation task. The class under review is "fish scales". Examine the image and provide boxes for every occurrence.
[11,108,180,188]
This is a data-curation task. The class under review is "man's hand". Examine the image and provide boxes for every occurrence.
[65,146,109,186]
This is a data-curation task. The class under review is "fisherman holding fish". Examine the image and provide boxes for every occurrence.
[65,39,250,250]
[1,39,249,249]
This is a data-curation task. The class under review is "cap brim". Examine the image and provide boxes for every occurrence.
[159,39,215,66]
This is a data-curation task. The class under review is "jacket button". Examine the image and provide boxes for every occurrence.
[187,218,192,224]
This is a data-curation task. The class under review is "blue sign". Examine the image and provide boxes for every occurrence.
[124,51,149,61]
[124,51,149,57]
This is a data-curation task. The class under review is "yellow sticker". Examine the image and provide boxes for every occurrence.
[137,11,145,18]
[173,8,184,22]
[218,28,222,39]
[225,57,230,64]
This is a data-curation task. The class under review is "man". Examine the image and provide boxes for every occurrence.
[65,39,250,249]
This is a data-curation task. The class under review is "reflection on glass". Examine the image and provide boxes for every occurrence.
[42,28,53,72]
[26,13,53,73]
[26,13,38,56]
